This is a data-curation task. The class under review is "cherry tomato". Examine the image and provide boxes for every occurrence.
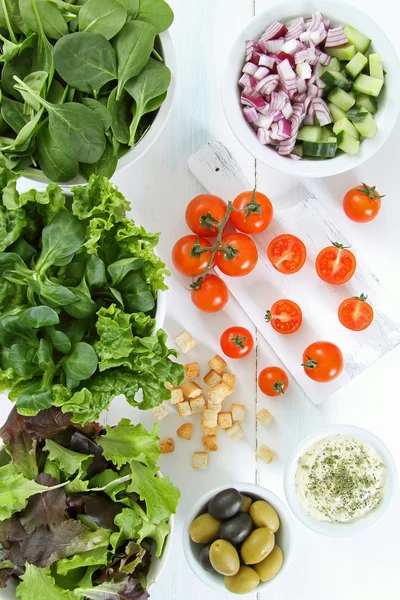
[215,232,258,277]
[343,183,383,223]
[258,366,289,397]
[265,299,303,334]
[185,194,228,236]
[220,326,254,359]
[267,234,307,275]
[316,242,356,285]
[230,190,273,234]
[302,341,343,383]
[172,235,212,277]
[191,274,229,312]
[338,293,374,331]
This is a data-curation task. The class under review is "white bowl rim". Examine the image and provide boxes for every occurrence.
[222,0,400,178]
[283,424,398,537]
[182,482,295,594]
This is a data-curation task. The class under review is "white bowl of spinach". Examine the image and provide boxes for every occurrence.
[0,407,180,599]
[0,0,176,184]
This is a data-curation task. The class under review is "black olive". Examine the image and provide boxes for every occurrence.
[220,512,253,545]
[199,544,215,572]
[208,488,243,520]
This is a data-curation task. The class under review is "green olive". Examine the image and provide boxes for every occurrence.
[249,500,280,532]
[240,495,253,513]
[241,527,275,565]
[224,566,260,594]
[189,513,221,544]
[254,544,283,582]
[209,539,240,576]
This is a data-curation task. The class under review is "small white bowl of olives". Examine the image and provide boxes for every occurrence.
[183,483,294,595]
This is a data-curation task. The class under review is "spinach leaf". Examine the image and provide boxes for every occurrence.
[54,32,117,94]
[47,79,65,104]
[85,255,106,288]
[16,379,53,415]
[0,315,38,348]
[119,272,155,313]
[62,342,98,382]
[36,212,86,273]
[2,45,35,100]
[137,0,174,33]
[107,257,144,287]
[118,0,138,18]
[125,58,170,145]
[45,326,71,354]
[0,97,29,133]
[107,87,131,145]
[79,141,118,180]
[113,20,156,100]
[17,70,48,111]
[37,125,80,183]
[81,98,112,132]
[64,285,97,319]
[8,343,40,376]
[37,282,78,307]
[36,337,52,369]
[19,306,60,328]
[78,0,127,40]
[2,108,43,153]
[19,0,68,40]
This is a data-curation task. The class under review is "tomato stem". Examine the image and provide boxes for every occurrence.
[199,212,219,231]
[264,310,272,323]
[302,355,318,370]
[243,189,262,221]
[231,334,247,348]
[355,293,368,302]
[331,241,351,250]
[273,379,287,395]
[357,183,385,202]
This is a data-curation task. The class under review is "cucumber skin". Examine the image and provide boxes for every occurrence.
[303,141,337,158]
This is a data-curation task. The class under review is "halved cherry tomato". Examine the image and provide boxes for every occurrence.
[230,190,273,234]
[185,194,228,236]
[302,341,343,383]
[215,232,258,277]
[191,274,229,312]
[265,299,303,334]
[172,235,212,277]
[258,366,289,397]
[343,183,383,223]
[338,293,374,331]
[220,326,254,359]
[267,234,307,275]
[316,242,356,285]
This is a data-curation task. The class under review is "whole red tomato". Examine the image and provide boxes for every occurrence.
[343,183,383,223]
[258,366,289,396]
[191,274,229,312]
[230,190,273,234]
[185,194,228,236]
[215,233,258,277]
[172,235,212,277]
[302,341,344,383]
[220,326,254,358]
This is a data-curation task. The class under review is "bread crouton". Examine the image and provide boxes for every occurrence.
[203,370,222,388]
[181,381,203,399]
[151,404,168,420]
[208,354,227,374]
[221,372,236,389]
[202,435,218,452]
[201,409,218,428]
[257,409,274,427]
[189,395,206,414]
[177,423,193,440]
[202,425,218,436]
[208,382,233,403]
[176,401,191,417]
[193,452,208,470]
[231,404,246,422]
[175,331,196,353]
[207,398,222,411]
[184,362,200,379]
[218,412,233,429]
[256,445,276,464]
[160,438,175,454]
[170,387,184,405]
[225,422,244,442]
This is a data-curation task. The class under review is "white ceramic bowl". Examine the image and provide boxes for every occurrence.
[23,31,177,187]
[223,0,400,177]
[284,425,398,537]
[183,482,294,594]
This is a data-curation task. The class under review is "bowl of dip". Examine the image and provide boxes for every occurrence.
[284,425,397,537]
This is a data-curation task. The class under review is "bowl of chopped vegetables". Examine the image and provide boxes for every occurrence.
[0,0,176,186]
[0,409,179,598]
[222,0,400,177]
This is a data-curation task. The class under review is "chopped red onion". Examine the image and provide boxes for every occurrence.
[277,58,296,81]
[243,106,259,123]
[307,84,318,98]
[293,92,307,102]
[259,21,288,43]
[296,62,312,79]
[249,52,276,68]
[281,39,304,55]
[300,31,312,42]
[296,77,307,93]
[317,88,324,98]
[307,41,317,63]
[323,18,331,29]
[241,87,267,111]
[318,52,331,65]
[254,66,270,80]
[243,62,258,75]
[269,90,289,110]
[238,73,258,88]
[270,118,292,140]
[324,26,348,47]
[312,97,332,125]
[284,17,305,41]
[265,38,285,53]
[289,152,302,160]
[295,49,309,64]
[276,51,296,68]
[303,114,314,125]
[254,114,274,129]
[257,127,271,145]
[256,74,279,95]
[282,101,294,119]
[269,109,284,122]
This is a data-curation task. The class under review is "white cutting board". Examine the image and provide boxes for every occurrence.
[188,141,400,404]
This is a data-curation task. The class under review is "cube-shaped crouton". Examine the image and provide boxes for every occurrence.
[185,362,200,380]
[208,382,233,404]
[181,381,203,399]
[175,331,196,353]
[165,381,174,390]
[202,425,218,436]
[221,372,236,389]
[170,387,184,405]
[177,401,191,417]
[256,445,276,464]
[151,404,168,420]
[201,409,218,428]
[218,412,233,429]
[202,435,218,452]
[207,398,222,411]
[160,438,175,454]
[226,422,244,442]
[231,404,246,422]
[208,354,227,374]
[193,452,208,470]
[257,409,274,427]
[189,395,206,414]
[203,370,222,388]
[177,423,193,440]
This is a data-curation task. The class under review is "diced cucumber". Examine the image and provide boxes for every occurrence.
[328,87,356,112]
[333,117,360,140]
[292,144,303,158]
[346,105,368,123]
[328,102,347,122]
[369,53,384,81]
[320,70,352,91]
[353,74,384,97]
[353,112,378,138]
[327,57,341,72]
[355,92,377,114]
[337,130,360,155]
[343,25,371,54]
[303,140,337,158]
[321,127,334,141]
[325,43,356,61]
[328,136,337,143]
[344,52,368,79]
[297,125,322,142]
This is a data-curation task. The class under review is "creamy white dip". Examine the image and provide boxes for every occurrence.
[295,435,386,523]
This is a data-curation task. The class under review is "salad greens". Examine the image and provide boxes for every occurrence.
[0,174,184,422]
[0,0,173,182]
[0,408,179,598]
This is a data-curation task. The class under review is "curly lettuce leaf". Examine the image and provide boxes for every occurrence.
[136,519,170,558]
[0,205,27,251]
[72,176,129,228]
[20,473,66,534]
[96,420,160,470]
[55,546,109,576]
[15,564,78,600]
[74,575,149,600]
[43,439,93,478]
[109,507,142,553]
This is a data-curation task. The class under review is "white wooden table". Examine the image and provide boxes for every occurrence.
[4,0,400,598]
